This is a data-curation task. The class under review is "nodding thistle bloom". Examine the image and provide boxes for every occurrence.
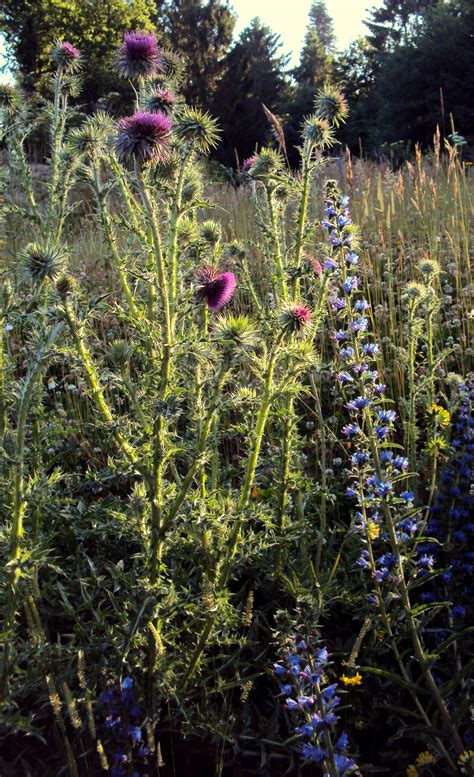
[117,32,163,79]
[174,107,220,154]
[273,639,358,776]
[22,242,67,284]
[145,87,176,115]
[116,111,172,164]
[241,155,258,175]
[195,266,236,311]
[279,304,312,337]
[51,40,82,73]
[244,147,283,180]
[314,85,349,127]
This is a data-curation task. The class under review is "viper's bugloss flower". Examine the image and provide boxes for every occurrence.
[195,266,236,311]
[116,111,172,164]
[117,32,163,79]
[22,242,67,284]
[145,87,176,115]
[51,41,82,73]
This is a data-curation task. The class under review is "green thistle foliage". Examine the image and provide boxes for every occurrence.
[22,243,67,285]
[302,115,336,148]
[314,85,349,127]
[247,147,283,181]
[174,107,220,154]
[200,220,222,246]
[67,112,115,158]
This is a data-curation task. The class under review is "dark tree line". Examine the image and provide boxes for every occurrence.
[1,0,473,165]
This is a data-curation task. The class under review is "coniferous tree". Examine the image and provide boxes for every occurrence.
[212,18,290,167]
[158,0,235,106]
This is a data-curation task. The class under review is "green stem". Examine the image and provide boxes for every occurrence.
[266,187,287,301]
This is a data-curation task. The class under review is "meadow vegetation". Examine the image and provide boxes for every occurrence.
[0,32,473,777]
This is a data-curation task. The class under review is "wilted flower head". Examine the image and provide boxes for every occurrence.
[174,107,220,153]
[116,111,172,164]
[56,274,76,300]
[145,88,176,115]
[302,116,335,148]
[22,243,67,284]
[280,304,312,337]
[314,85,349,127]
[117,32,163,79]
[195,266,236,311]
[51,41,82,73]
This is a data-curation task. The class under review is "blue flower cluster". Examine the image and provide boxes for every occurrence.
[420,381,474,622]
[99,676,149,777]
[319,186,417,592]
[274,640,358,776]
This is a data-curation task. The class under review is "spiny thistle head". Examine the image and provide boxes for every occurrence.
[302,116,336,148]
[419,258,441,279]
[56,274,76,299]
[224,240,246,262]
[200,220,222,246]
[213,315,257,352]
[22,243,67,285]
[68,112,115,158]
[0,83,19,113]
[157,48,186,85]
[246,147,283,180]
[174,108,220,154]
[181,168,203,203]
[107,339,135,368]
[402,281,428,306]
[314,85,349,127]
[51,41,82,73]
[195,266,236,311]
[279,304,312,337]
[117,32,163,79]
[177,216,198,245]
[145,88,176,115]
[241,155,258,175]
[116,111,172,164]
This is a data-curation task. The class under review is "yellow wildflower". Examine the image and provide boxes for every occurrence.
[416,751,436,767]
[406,767,418,777]
[367,520,380,540]
[340,672,362,686]
[428,403,450,429]
[251,486,262,499]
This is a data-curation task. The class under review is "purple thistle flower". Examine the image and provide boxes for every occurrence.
[51,40,81,72]
[195,266,236,311]
[117,32,163,79]
[116,111,172,164]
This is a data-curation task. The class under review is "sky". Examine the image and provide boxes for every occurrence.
[232,0,380,64]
